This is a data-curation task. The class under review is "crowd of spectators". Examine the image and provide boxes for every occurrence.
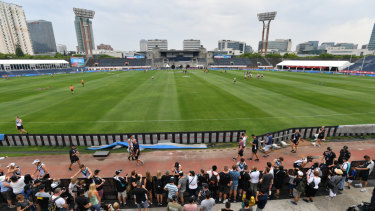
[0,144,374,211]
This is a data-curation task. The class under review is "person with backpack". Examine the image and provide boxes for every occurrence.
[291,171,304,205]
[339,157,350,191]
[218,166,232,203]
[303,170,321,203]
[207,165,219,200]
[113,170,128,206]
[51,188,68,211]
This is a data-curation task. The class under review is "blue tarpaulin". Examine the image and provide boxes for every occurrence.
[87,141,207,150]
[0,134,4,141]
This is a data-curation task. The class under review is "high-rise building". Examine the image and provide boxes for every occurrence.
[0,1,33,55]
[218,40,246,54]
[319,42,335,50]
[257,39,291,52]
[147,39,168,51]
[27,20,57,53]
[307,41,319,50]
[183,39,201,50]
[97,44,113,51]
[56,44,67,54]
[334,43,358,49]
[73,8,95,57]
[245,45,253,53]
[296,41,324,54]
[140,39,147,51]
[368,23,375,50]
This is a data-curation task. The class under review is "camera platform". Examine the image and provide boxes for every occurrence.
[93,151,110,157]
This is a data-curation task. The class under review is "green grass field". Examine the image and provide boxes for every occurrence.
[1,70,375,135]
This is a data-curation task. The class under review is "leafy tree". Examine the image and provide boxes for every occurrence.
[265,53,282,59]
[15,45,24,57]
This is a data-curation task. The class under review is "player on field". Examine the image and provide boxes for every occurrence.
[70,85,74,94]
[16,116,27,134]
[152,76,154,80]
[233,138,245,161]
[81,80,84,87]
[291,130,302,153]
[233,77,237,84]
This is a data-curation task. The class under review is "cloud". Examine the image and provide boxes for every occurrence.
[12,0,375,51]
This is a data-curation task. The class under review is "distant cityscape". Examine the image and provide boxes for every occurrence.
[0,0,374,58]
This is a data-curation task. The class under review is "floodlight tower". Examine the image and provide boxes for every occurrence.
[257,12,277,55]
[73,8,95,57]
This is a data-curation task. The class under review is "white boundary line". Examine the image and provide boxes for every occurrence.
[0,111,374,124]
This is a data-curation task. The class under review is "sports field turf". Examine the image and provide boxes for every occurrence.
[1,70,375,135]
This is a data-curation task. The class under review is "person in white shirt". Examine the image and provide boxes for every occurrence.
[303,171,321,203]
[4,176,25,195]
[206,166,220,181]
[249,167,260,196]
[355,155,375,192]
[188,171,198,196]
[52,188,68,210]
[69,178,78,199]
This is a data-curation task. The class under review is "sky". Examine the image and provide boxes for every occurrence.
[11,0,375,52]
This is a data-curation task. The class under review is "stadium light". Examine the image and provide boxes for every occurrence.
[257,11,277,56]
[73,8,95,19]
[257,12,277,21]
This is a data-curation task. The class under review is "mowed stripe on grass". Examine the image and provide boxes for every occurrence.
[0,70,374,135]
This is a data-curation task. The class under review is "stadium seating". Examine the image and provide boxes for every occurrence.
[348,56,375,71]
[85,58,148,67]
[213,58,254,66]
[0,68,75,77]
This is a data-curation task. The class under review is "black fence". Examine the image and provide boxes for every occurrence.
[0,130,246,147]
[256,125,375,146]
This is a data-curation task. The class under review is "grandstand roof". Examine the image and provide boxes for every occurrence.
[277,60,350,69]
[0,60,69,65]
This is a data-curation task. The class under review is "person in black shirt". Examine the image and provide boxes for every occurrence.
[35,185,51,211]
[132,181,149,210]
[274,165,286,198]
[248,134,259,161]
[221,201,233,211]
[322,147,336,167]
[239,165,250,199]
[291,130,301,153]
[132,139,144,166]
[92,169,106,200]
[316,126,326,147]
[68,145,81,171]
[75,189,91,211]
[16,194,32,211]
[338,146,351,163]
